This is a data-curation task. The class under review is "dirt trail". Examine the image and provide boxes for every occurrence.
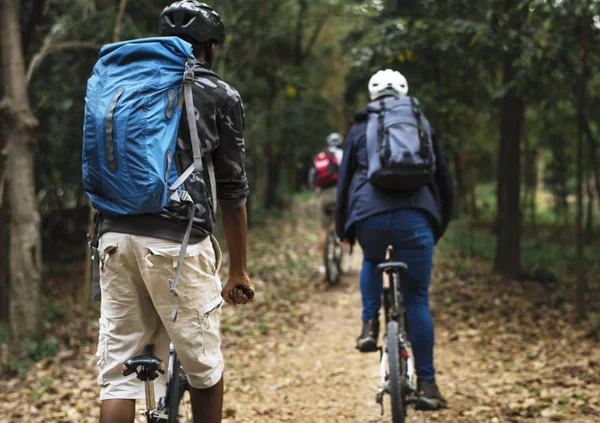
[222,249,600,423]
[2,207,598,422]
[222,250,412,423]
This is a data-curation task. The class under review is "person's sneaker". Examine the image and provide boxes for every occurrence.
[415,378,448,411]
[355,319,379,352]
[318,265,326,275]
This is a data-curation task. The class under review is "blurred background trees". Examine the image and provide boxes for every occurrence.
[0,0,599,364]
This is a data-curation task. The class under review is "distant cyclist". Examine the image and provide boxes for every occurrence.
[309,133,344,274]
[335,69,454,410]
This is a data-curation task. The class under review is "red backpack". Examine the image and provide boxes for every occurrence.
[312,150,340,188]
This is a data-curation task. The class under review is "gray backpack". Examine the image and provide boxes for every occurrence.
[366,96,435,191]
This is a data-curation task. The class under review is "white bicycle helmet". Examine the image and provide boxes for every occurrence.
[368,69,409,100]
[326,132,343,147]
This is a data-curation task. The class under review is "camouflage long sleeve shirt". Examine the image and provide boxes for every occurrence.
[99,62,249,242]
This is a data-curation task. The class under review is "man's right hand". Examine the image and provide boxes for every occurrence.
[222,274,253,305]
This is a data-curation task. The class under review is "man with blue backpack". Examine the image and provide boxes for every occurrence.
[335,69,454,410]
[82,2,252,422]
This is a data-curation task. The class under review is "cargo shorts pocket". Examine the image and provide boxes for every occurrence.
[197,301,223,369]
[99,244,118,270]
[145,242,204,269]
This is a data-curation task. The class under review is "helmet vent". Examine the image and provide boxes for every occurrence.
[163,15,175,27]
[182,16,196,28]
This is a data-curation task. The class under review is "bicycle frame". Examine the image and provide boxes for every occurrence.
[145,343,177,420]
[133,343,177,422]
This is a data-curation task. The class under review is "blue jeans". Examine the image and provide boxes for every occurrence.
[356,209,436,380]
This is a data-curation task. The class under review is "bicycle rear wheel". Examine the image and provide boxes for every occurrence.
[166,357,193,423]
[387,321,406,423]
[324,230,339,285]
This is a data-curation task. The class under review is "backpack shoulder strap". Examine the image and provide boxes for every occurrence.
[184,59,204,174]
[377,99,388,162]
[410,97,430,162]
[167,59,220,322]
[194,66,222,80]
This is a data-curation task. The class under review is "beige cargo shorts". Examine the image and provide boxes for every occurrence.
[96,232,223,400]
[318,188,337,229]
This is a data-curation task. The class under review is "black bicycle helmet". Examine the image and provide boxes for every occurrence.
[159,1,225,46]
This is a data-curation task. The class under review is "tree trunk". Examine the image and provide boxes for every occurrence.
[466,163,478,219]
[263,86,281,210]
[575,8,589,321]
[287,150,297,193]
[582,116,600,216]
[575,109,586,320]
[494,0,525,278]
[452,151,467,217]
[585,176,593,243]
[0,198,8,322]
[1,0,43,355]
[529,148,538,231]
[78,204,94,346]
[494,55,524,277]
[112,0,128,43]
[264,142,282,210]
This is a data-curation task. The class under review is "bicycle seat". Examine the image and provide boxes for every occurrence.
[376,261,408,274]
[122,344,165,382]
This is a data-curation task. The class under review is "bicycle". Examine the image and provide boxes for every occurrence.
[323,227,353,285]
[323,206,353,285]
[122,287,254,422]
[374,246,418,423]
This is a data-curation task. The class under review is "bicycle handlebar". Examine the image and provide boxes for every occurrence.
[239,286,254,299]
[221,285,255,300]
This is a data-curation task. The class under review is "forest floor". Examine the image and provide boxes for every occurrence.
[1,202,599,422]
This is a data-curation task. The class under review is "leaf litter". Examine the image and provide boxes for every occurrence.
[0,203,599,422]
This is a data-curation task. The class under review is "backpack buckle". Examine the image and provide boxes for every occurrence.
[184,62,195,82]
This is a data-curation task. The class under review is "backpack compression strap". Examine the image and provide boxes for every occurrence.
[168,190,196,322]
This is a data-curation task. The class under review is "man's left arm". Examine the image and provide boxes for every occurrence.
[213,99,252,305]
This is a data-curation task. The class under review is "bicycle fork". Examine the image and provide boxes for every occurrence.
[375,346,388,416]
[375,335,417,416]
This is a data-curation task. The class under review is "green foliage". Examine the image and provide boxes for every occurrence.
[591,313,600,332]
[9,337,60,376]
[439,219,600,280]
[42,297,71,323]
[33,377,56,399]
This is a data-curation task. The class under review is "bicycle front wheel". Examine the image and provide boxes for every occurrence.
[387,321,406,423]
[324,230,339,285]
[166,358,193,423]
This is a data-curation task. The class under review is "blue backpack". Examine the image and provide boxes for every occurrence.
[82,37,216,320]
[366,96,436,191]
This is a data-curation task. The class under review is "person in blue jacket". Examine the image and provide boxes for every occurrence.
[335,69,454,410]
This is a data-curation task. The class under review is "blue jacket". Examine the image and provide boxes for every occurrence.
[335,105,454,244]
